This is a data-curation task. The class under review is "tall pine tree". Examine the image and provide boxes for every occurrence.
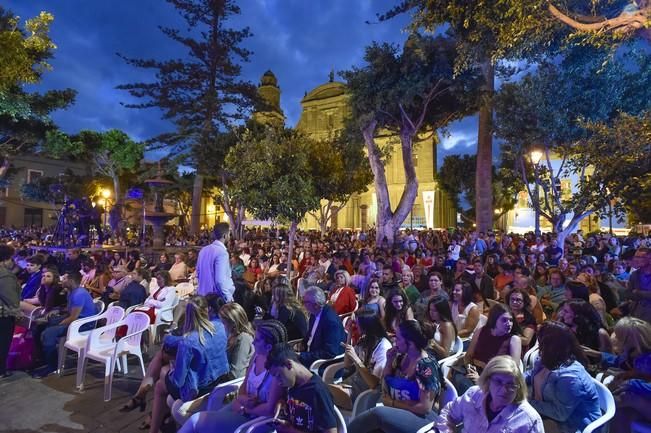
[117,0,257,234]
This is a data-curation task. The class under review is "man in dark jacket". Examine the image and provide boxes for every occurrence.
[299,286,345,367]
[0,244,21,378]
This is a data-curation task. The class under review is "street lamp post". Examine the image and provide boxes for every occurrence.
[606,187,613,235]
[100,188,111,230]
[530,149,544,237]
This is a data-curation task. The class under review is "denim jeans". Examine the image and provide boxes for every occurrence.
[0,316,16,375]
[347,405,438,433]
[41,324,68,370]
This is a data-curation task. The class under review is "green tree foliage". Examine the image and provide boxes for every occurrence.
[117,0,258,234]
[494,42,651,248]
[0,8,56,92]
[20,169,94,203]
[44,129,144,229]
[0,8,76,176]
[306,126,373,237]
[342,34,480,245]
[438,153,522,225]
[378,0,567,232]
[225,126,321,273]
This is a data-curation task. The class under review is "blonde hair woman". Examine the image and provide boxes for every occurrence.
[437,355,543,433]
[270,284,307,341]
[148,296,229,433]
[218,302,254,379]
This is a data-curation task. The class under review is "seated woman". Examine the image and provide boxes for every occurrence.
[148,296,230,433]
[526,321,601,433]
[149,253,172,273]
[218,302,254,379]
[437,355,544,433]
[505,287,537,354]
[450,303,522,395]
[328,270,357,316]
[133,270,177,324]
[268,283,307,341]
[20,267,67,315]
[556,299,612,352]
[178,319,287,433]
[413,272,447,321]
[422,295,458,359]
[328,307,392,411]
[86,262,111,299]
[360,278,386,320]
[399,268,420,305]
[126,249,142,272]
[450,281,480,339]
[583,316,651,374]
[169,252,188,282]
[347,320,443,433]
[384,289,415,335]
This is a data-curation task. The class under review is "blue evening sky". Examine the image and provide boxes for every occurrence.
[5,0,480,162]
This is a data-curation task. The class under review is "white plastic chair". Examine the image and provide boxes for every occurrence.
[175,282,195,299]
[439,350,465,379]
[322,360,345,385]
[235,404,347,433]
[79,311,150,401]
[583,378,616,433]
[56,298,106,376]
[149,289,179,344]
[414,378,459,433]
[63,305,125,388]
[27,306,45,328]
[310,353,345,376]
[148,277,159,294]
[523,341,539,371]
[168,376,244,425]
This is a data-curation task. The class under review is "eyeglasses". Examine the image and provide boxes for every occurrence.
[490,378,520,392]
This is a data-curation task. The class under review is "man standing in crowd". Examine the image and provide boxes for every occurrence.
[0,245,20,379]
[629,247,651,322]
[196,222,235,302]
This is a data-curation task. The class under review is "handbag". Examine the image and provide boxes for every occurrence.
[7,325,35,370]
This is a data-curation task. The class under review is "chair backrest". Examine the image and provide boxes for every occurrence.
[583,379,616,433]
[149,277,159,293]
[93,298,105,314]
[175,282,195,298]
[100,305,126,341]
[451,336,463,357]
[523,341,539,371]
[441,377,459,408]
[122,312,151,346]
[351,389,382,419]
[333,405,347,433]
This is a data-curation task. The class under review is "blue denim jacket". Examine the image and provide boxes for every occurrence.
[168,319,229,401]
[526,360,601,433]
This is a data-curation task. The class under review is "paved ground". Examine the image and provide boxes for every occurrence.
[0,348,172,433]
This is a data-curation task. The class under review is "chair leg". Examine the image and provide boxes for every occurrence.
[121,354,128,375]
[137,352,146,377]
[75,349,85,389]
[104,358,117,402]
[57,339,66,376]
[78,355,89,392]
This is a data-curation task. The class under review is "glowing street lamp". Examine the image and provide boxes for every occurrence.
[530,149,543,236]
[99,189,112,228]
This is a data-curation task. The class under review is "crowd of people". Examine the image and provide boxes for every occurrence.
[1,222,650,433]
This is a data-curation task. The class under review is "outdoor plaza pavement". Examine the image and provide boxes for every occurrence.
[0,346,171,433]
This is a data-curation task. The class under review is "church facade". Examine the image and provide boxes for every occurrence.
[203,70,457,231]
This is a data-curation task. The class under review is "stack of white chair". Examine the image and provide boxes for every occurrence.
[56,298,106,376]
[79,311,150,401]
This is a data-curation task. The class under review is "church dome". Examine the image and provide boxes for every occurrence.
[260,70,278,87]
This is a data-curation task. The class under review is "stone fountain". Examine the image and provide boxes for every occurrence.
[143,167,175,249]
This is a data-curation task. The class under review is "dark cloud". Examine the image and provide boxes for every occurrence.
[6,0,477,154]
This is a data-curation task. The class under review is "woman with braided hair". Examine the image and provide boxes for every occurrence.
[178,319,288,433]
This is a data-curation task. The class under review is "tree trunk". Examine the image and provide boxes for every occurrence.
[362,121,395,247]
[191,174,203,235]
[287,221,297,280]
[475,59,495,233]
[222,201,245,240]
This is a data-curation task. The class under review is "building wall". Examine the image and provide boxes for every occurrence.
[296,80,456,231]
[0,154,92,227]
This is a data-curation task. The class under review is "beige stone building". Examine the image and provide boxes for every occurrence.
[201,70,456,231]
